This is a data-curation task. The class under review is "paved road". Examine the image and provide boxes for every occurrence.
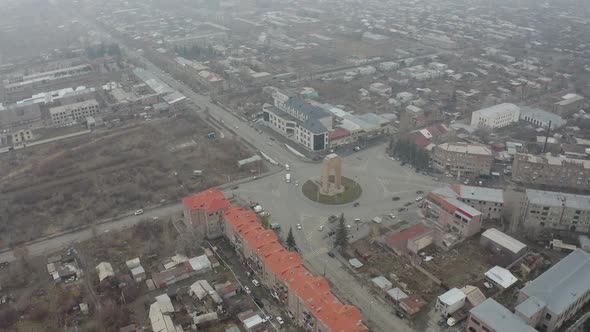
[233,144,439,332]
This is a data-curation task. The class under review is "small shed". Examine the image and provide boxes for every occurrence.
[480,229,527,266]
[349,258,364,269]
[371,276,393,291]
[399,294,428,315]
[485,266,518,289]
[386,287,408,303]
[96,262,115,282]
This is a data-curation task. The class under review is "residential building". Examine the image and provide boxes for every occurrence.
[515,249,590,332]
[518,189,590,234]
[467,298,538,332]
[480,229,527,266]
[431,143,493,177]
[399,295,428,316]
[263,91,332,151]
[435,288,466,316]
[10,129,33,144]
[221,203,367,332]
[423,187,483,239]
[470,103,520,130]
[182,188,231,241]
[429,184,504,220]
[49,99,100,125]
[519,106,565,129]
[512,153,590,191]
[553,93,584,117]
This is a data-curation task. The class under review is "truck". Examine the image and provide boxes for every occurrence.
[285,173,291,183]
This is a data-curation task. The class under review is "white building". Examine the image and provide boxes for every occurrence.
[485,266,518,289]
[50,99,99,125]
[435,288,466,316]
[470,103,520,129]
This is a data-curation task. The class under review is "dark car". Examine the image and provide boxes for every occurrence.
[416,190,424,194]
[327,252,336,258]
[398,207,406,212]
[353,202,360,207]
[392,196,400,201]
[231,186,239,190]
[328,231,335,237]
[396,311,406,319]
[254,299,265,308]
[404,202,413,207]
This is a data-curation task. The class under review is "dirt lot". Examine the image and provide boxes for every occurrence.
[0,113,261,246]
[419,237,494,289]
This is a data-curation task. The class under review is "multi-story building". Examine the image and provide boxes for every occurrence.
[263,91,332,151]
[512,153,590,191]
[470,103,520,130]
[222,204,367,332]
[518,189,590,234]
[431,143,493,177]
[49,99,100,125]
[429,184,504,220]
[467,298,538,332]
[423,187,483,239]
[182,188,231,241]
[553,93,584,117]
[515,249,590,332]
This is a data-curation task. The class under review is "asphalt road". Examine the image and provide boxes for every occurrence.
[233,144,439,332]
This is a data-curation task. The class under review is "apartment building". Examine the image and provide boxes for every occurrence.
[263,91,332,151]
[512,153,590,191]
[553,93,584,117]
[49,99,100,125]
[182,188,232,241]
[467,298,538,332]
[431,143,493,177]
[431,184,504,220]
[518,189,590,234]
[423,187,483,239]
[515,249,590,332]
[470,103,520,130]
[222,204,367,332]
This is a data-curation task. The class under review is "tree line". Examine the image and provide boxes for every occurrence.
[390,139,430,170]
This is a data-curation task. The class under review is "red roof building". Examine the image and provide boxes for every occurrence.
[213,192,367,332]
[385,224,434,256]
[182,188,231,241]
[399,294,428,315]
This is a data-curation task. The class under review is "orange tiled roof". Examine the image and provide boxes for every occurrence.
[182,187,230,213]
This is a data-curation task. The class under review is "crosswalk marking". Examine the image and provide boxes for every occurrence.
[302,247,328,260]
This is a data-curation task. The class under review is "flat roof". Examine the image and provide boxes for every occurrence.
[438,288,465,305]
[436,142,492,156]
[519,249,590,315]
[458,185,504,203]
[49,99,99,114]
[525,189,590,210]
[470,299,538,332]
[473,103,520,117]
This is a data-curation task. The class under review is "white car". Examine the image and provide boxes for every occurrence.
[134,209,144,216]
[296,224,302,230]
[354,218,361,223]
[252,279,260,287]
[415,197,423,202]
[346,225,352,230]
[244,286,251,294]
[276,317,285,325]
[318,225,324,231]
[389,214,396,219]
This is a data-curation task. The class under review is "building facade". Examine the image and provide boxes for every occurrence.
[470,103,520,130]
[518,189,590,234]
[515,249,590,332]
[512,153,590,191]
[182,188,232,241]
[263,92,332,151]
[431,143,493,177]
[50,99,100,125]
[221,204,367,332]
[553,93,584,117]
[423,187,483,239]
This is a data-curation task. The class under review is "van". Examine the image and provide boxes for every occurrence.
[270,223,281,230]
[285,173,291,183]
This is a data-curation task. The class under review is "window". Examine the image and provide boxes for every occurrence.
[471,318,480,326]
[545,313,552,320]
[482,326,491,332]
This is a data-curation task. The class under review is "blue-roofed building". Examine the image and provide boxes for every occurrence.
[263,91,333,151]
[514,249,590,332]
[467,298,538,332]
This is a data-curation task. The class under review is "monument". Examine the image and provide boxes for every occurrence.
[322,153,343,194]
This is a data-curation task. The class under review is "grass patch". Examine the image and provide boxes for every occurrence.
[302,176,362,205]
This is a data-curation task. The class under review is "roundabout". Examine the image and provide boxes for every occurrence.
[301,176,362,205]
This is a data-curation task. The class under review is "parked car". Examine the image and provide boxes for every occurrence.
[416,190,424,194]
[389,214,396,219]
[327,252,336,258]
[318,225,324,231]
[252,279,260,287]
[134,209,144,216]
[354,218,361,223]
[244,286,251,294]
[353,202,360,207]
[415,197,423,202]
[392,196,400,201]
[296,223,303,230]
[396,311,406,319]
[276,317,285,325]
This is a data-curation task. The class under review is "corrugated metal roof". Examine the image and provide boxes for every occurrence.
[526,189,590,210]
[438,288,466,306]
[519,249,590,315]
[485,266,518,288]
[481,229,526,254]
